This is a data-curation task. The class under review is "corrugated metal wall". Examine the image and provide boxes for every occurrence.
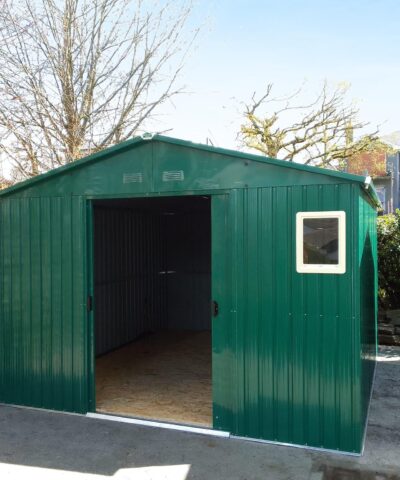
[165,210,211,330]
[94,202,211,355]
[0,184,373,452]
[0,196,87,413]
[358,193,377,433]
[0,134,378,453]
[94,208,166,355]
[213,184,362,453]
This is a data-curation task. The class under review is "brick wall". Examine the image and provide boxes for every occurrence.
[347,150,387,177]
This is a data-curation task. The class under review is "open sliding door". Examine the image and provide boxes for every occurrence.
[211,194,234,432]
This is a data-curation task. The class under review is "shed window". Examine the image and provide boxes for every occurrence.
[296,211,346,274]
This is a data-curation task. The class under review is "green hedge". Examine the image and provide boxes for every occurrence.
[377,209,400,309]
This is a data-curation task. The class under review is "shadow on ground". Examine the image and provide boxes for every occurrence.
[0,347,399,480]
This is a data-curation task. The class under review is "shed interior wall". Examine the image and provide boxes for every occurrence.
[93,196,211,355]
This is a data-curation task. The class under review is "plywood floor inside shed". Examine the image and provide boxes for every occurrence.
[96,330,212,427]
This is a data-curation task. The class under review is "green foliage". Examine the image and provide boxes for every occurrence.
[377,210,400,308]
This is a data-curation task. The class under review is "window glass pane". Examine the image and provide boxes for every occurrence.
[303,218,339,265]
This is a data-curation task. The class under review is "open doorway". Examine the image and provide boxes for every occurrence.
[92,196,212,427]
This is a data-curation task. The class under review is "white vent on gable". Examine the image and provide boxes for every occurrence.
[162,170,184,182]
[123,173,143,184]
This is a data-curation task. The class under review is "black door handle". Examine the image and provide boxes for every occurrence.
[87,295,93,312]
[212,300,219,317]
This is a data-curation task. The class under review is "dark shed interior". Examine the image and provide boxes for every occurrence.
[93,196,212,426]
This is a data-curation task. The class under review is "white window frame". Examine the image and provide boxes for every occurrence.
[296,211,346,274]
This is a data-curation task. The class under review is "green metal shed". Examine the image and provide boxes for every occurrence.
[0,135,378,454]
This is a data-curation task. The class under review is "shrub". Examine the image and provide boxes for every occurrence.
[377,209,400,309]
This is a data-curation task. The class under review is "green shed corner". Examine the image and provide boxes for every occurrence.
[0,135,378,454]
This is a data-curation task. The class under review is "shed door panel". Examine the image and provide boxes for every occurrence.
[211,194,234,432]
[0,196,88,413]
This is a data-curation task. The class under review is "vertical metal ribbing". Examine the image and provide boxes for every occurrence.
[93,207,167,355]
[229,184,361,452]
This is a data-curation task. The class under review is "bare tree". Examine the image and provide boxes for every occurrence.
[240,82,388,170]
[0,0,197,180]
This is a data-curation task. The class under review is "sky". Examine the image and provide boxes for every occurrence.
[153,0,400,150]
[1,0,399,178]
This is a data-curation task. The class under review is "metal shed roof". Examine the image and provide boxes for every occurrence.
[0,134,380,206]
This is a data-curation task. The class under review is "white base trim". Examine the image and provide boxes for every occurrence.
[0,403,362,455]
[87,412,359,455]
[231,435,361,457]
[86,412,230,438]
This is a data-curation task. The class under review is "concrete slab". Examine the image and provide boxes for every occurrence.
[0,347,399,480]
